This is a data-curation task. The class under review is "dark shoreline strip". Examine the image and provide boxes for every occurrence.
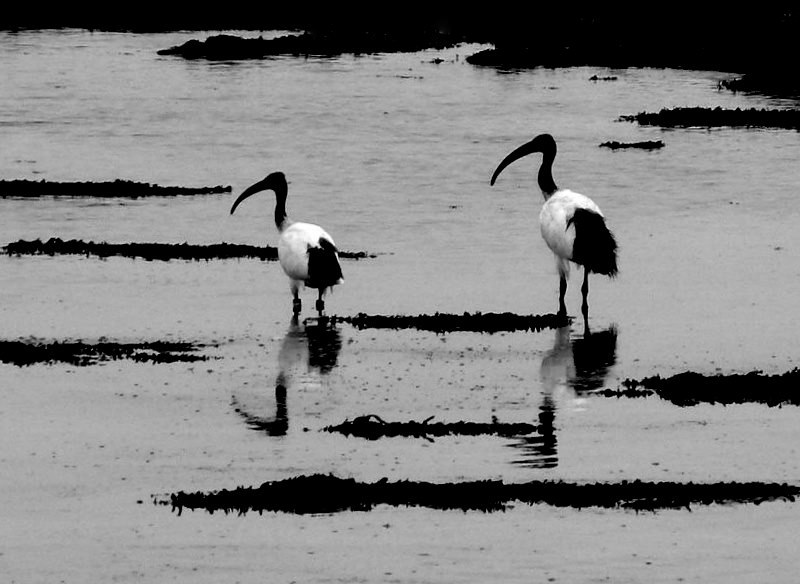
[323,415,539,441]
[619,107,800,130]
[0,339,209,366]
[0,179,230,198]
[161,474,800,515]
[157,31,465,60]
[599,140,664,150]
[2,238,374,261]
[334,312,568,333]
[597,368,800,407]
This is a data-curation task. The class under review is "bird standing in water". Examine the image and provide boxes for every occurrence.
[490,134,617,318]
[230,172,343,316]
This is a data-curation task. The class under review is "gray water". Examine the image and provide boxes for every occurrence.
[2,29,800,583]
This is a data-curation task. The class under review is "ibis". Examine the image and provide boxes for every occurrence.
[490,134,617,318]
[230,171,343,316]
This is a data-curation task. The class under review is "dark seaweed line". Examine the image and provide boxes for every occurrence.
[597,368,800,407]
[0,339,209,366]
[334,312,568,333]
[619,107,800,129]
[0,179,231,198]
[323,414,540,441]
[157,31,466,60]
[324,415,539,440]
[160,474,800,515]
[2,238,375,261]
[599,140,664,150]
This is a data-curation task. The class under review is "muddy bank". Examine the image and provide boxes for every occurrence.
[157,30,466,60]
[161,473,800,515]
[719,71,800,99]
[619,107,800,130]
[599,140,664,150]
[0,179,230,198]
[598,368,800,407]
[323,415,540,441]
[0,339,209,366]
[335,312,568,333]
[3,238,375,261]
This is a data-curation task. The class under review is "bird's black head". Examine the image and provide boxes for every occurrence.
[230,171,288,215]
[490,133,557,186]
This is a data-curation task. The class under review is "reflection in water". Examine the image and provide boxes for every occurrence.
[232,316,342,436]
[511,322,617,468]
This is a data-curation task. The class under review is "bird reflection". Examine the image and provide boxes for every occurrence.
[232,315,342,436]
[510,321,617,468]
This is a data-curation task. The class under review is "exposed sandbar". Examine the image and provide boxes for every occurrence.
[598,368,800,407]
[619,107,800,130]
[599,140,664,150]
[334,312,568,333]
[322,415,540,441]
[157,30,466,60]
[0,179,230,198]
[161,473,800,515]
[3,238,375,261]
[0,339,209,366]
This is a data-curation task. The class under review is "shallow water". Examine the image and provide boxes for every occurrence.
[1,29,800,582]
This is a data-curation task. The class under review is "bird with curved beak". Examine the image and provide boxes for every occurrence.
[230,171,343,316]
[490,134,618,319]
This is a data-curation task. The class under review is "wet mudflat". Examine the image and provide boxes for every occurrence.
[2,28,800,583]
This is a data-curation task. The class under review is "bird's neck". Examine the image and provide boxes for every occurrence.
[274,191,290,232]
[538,151,558,199]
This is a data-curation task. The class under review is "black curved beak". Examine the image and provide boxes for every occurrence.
[490,140,544,186]
[230,180,267,215]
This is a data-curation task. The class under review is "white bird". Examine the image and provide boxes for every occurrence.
[490,134,617,318]
[230,171,343,316]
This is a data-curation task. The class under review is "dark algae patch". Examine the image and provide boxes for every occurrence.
[3,238,375,262]
[0,339,209,366]
[0,179,230,198]
[620,108,800,130]
[323,415,540,441]
[335,312,568,333]
[599,140,664,150]
[160,474,800,515]
[598,368,800,407]
[157,29,466,60]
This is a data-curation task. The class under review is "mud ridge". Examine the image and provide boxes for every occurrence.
[157,30,466,60]
[599,140,664,150]
[334,312,568,333]
[159,474,800,515]
[597,368,800,407]
[619,107,800,130]
[718,71,800,99]
[3,238,374,261]
[0,179,230,198]
[0,339,209,366]
[322,415,539,441]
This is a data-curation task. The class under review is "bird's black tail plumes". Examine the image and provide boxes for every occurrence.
[307,237,344,289]
[569,208,618,277]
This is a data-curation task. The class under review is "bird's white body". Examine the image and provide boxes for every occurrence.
[278,221,343,293]
[539,189,603,278]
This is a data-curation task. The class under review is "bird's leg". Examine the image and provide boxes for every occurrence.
[315,289,325,316]
[581,269,590,321]
[292,287,301,315]
[558,274,568,318]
